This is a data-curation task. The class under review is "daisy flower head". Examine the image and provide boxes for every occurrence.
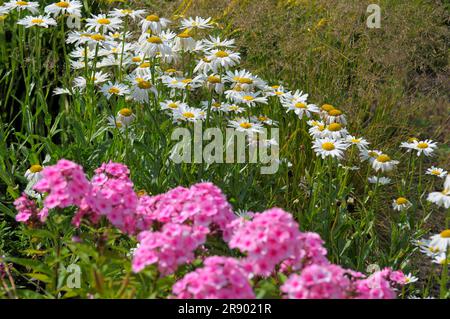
[139,33,172,58]
[360,149,382,163]
[73,71,110,90]
[207,49,241,72]
[225,104,245,114]
[412,139,437,157]
[392,197,412,211]
[323,122,349,139]
[312,138,349,160]
[403,274,418,284]
[346,135,370,151]
[429,229,450,253]
[86,14,122,33]
[368,176,391,185]
[400,137,419,151]
[194,56,214,74]
[203,74,225,94]
[372,153,399,172]
[117,108,136,126]
[53,87,72,96]
[140,14,170,33]
[432,254,450,266]
[320,103,335,114]
[173,105,204,123]
[324,108,347,125]
[44,1,82,17]
[173,29,197,52]
[284,100,319,119]
[127,75,157,103]
[426,166,447,178]
[233,92,268,107]
[180,16,212,29]
[110,8,146,20]
[427,175,450,208]
[226,69,267,92]
[25,164,44,184]
[228,118,264,134]
[17,15,57,28]
[4,1,39,14]
[100,82,130,99]
[202,35,235,50]
[160,100,187,112]
[307,120,326,138]
[252,115,277,126]
[265,85,287,98]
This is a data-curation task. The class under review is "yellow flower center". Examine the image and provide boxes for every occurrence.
[108,87,120,94]
[168,103,178,109]
[212,102,221,108]
[181,78,192,84]
[166,68,177,73]
[229,105,238,111]
[351,138,361,143]
[239,122,252,129]
[146,15,160,22]
[207,75,221,84]
[431,169,441,175]
[31,18,44,24]
[215,50,229,58]
[275,91,283,95]
[139,62,151,68]
[56,1,70,8]
[182,112,195,119]
[132,57,142,63]
[328,109,342,116]
[258,116,268,121]
[137,79,152,89]
[440,229,450,238]
[121,9,133,14]
[376,154,391,163]
[177,30,192,38]
[417,142,429,149]
[294,102,306,109]
[321,104,335,112]
[90,34,105,41]
[271,85,280,89]
[318,125,325,131]
[147,36,162,44]
[29,164,43,173]
[408,137,418,143]
[396,197,408,205]
[202,57,211,63]
[97,18,111,25]
[0,15,7,21]
[243,95,254,101]
[17,1,29,5]
[236,77,253,84]
[322,142,335,151]
[327,123,342,131]
[115,121,122,128]
[119,108,133,117]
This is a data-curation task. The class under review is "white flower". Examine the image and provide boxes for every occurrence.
[225,69,266,91]
[322,123,348,139]
[392,197,412,211]
[345,135,370,151]
[426,166,447,178]
[403,273,418,284]
[139,34,172,58]
[428,229,450,253]
[4,1,39,14]
[53,87,72,96]
[160,100,187,112]
[360,149,382,163]
[312,138,349,160]
[427,175,450,208]
[207,49,241,72]
[372,154,399,172]
[100,82,130,99]
[283,100,319,119]
[126,74,157,103]
[180,16,212,29]
[368,176,391,185]
[228,118,264,134]
[411,139,437,157]
[140,14,170,33]
[202,35,235,50]
[17,15,57,28]
[432,253,449,266]
[173,30,197,52]
[173,106,205,123]
[110,8,146,20]
[73,71,110,90]
[116,108,136,126]
[232,92,268,107]
[45,1,82,17]
[86,14,122,33]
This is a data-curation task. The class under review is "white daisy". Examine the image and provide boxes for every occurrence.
[173,105,204,123]
[140,14,170,33]
[110,8,146,20]
[44,1,82,17]
[4,1,39,14]
[368,176,391,185]
[324,108,347,125]
[372,154,399,172]
[207,49,241,72]
[232,92,268,107]
[53,87,72,96]
[345,135,370,151]
[225,104,245,114]
[127,75,157,103]
[173,29,197,52]
[194,56,214,74]
[312,138,349,160]
[86,14,122,33]
[138,34,172,58]
[322,123,349,139]
[432,254,449,266]
[225,69,266,91]
[116,108,136,126]
[360,149,382,163]
[427,175,450,208]
[17,15,57,28]
[100,82,130,99]
[228,118,264,134]
[392,197,412,211]
[283,100,319,119]
[403,273,418,284]
[426,166,447,178]
[202,35,235,50]
[180,16,212,29]
[411,139,437,157]
[160,100,187,112]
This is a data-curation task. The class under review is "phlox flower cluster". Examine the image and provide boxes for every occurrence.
[132,223,209,275]
[14,193,47,224]
[172,256,255,299]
